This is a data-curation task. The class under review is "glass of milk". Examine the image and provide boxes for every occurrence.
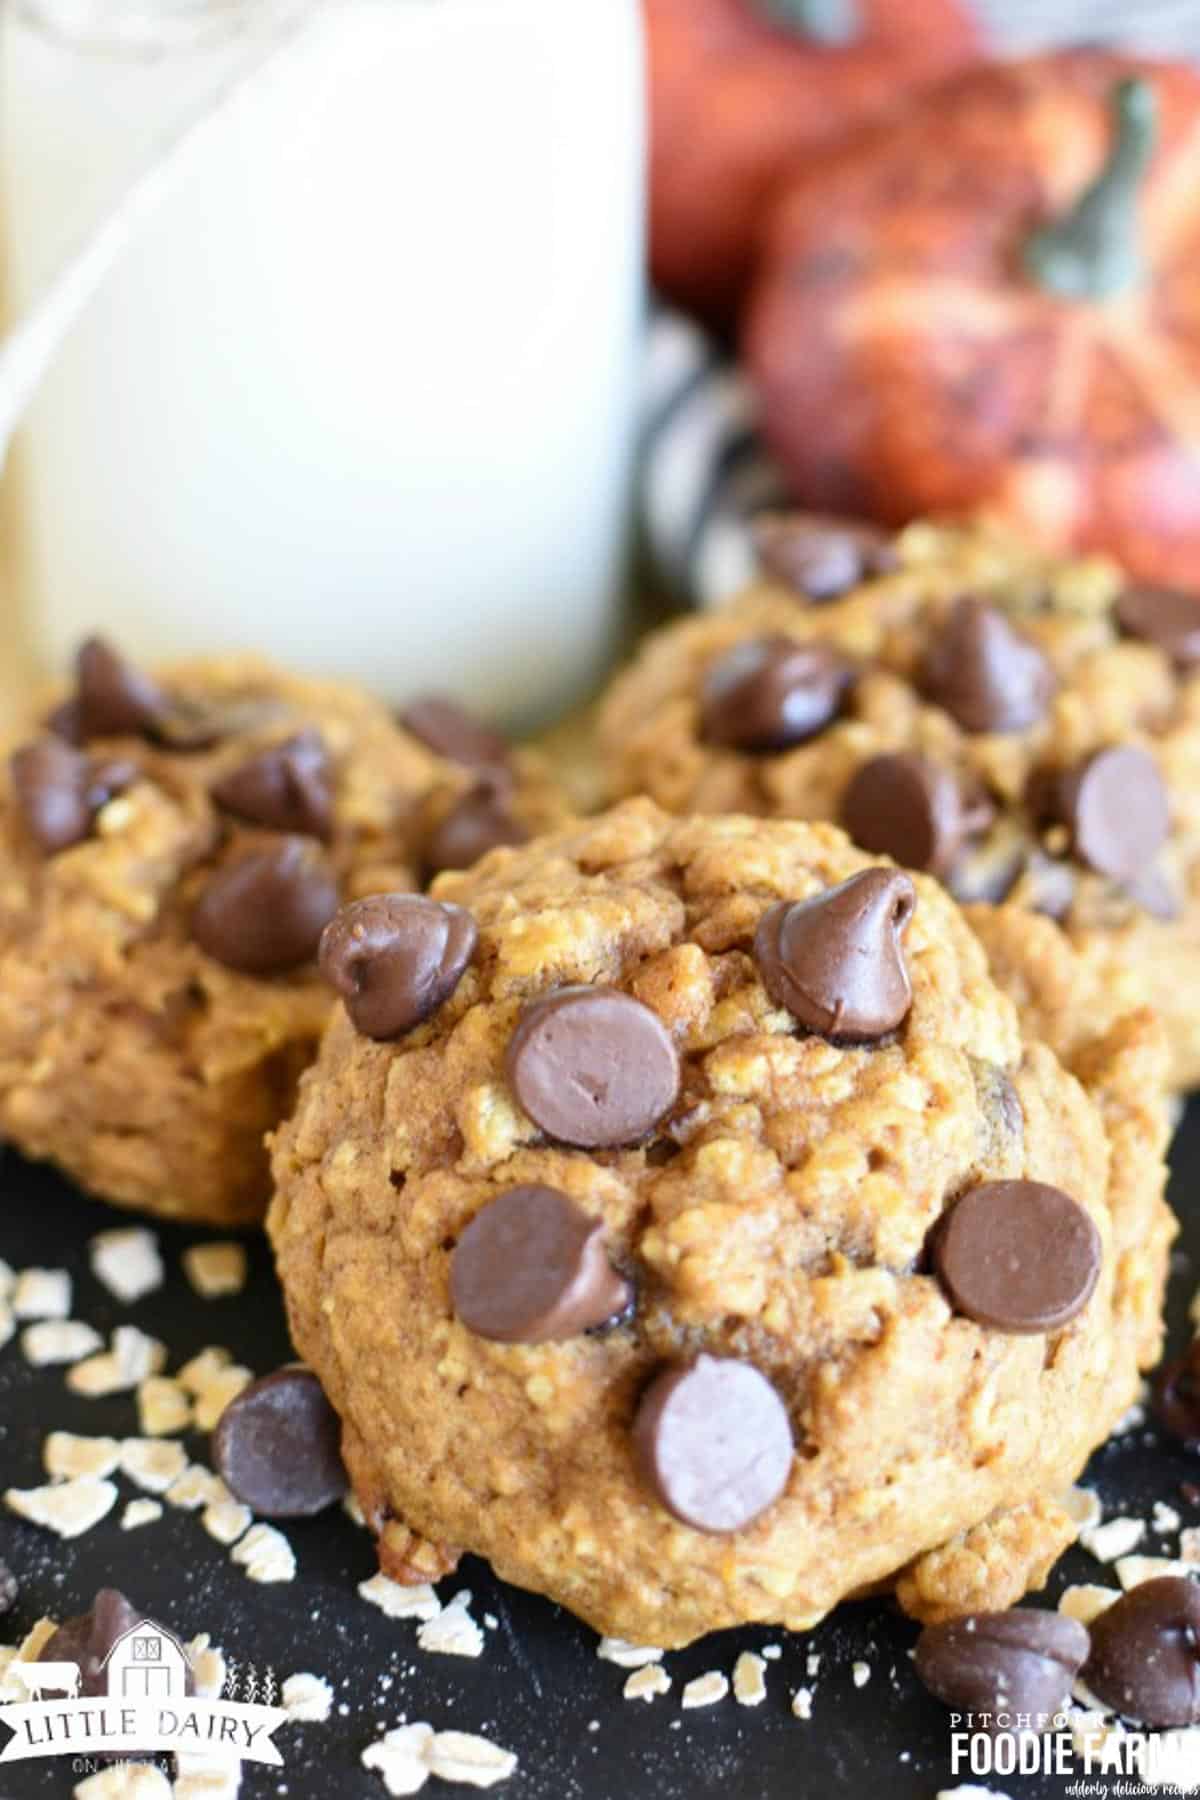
[0,0,644,726]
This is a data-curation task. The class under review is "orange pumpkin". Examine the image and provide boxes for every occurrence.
[647,0,978,329]
[745,52,1200,591]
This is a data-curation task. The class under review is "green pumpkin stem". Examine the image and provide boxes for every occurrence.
[1023,77,1157,301]
[754,0,858,47]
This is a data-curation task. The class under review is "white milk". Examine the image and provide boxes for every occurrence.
[0,0,644,725]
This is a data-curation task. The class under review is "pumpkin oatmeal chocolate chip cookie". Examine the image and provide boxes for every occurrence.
[598,515,1200,1089]
[268,800,1172,1647]
[0,638,564,1225]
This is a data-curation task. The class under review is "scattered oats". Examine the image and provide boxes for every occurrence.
[1059,1584,1119,1625]
[624,1664,672,1702]
[761,1644,782,1661]
[192,1365,254,1431]
[1116,1555,1195,1590]
[89,1227,162,1303]
[792,1686,813,1721]
[1080,1515,1145,1563]
[165,1464,225,1511]
[185,1635,227,1700]
[1060,1487,1103,1532]
[183,1242,248,1299]
[363,1723,435,1796]
[122,1497,163,1530]
[1155,1501,1183,1535]
[806,1652,821,1678]
[68,1325,166,1396]
[681,1671,729,1709]
[343,1489,368,1527]
[416,1591,484,1659]
[22,1318,103,1366]
[44,1430,120,1481]
[596,1637,664,1668]
[230,1521,295,1583]
[425,1730,517,1788]
[138,1375,192,1437]
[12,1267,71,1319]
[851,1660,871,1688]
[74,1765,172,1799]
[121,1437,189,1494]
[177,1345,234,1395]
[733,1651,767,1706]
[172,1752,241,1800]
[283,1671,334,1723]
[358,1572,442,1621]
[6,1475,117,1537]
[0,1618,57,1699]
[202,1494,253,1546]
[1183,1527,1200,1565]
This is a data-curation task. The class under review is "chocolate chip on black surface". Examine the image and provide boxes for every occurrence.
[700,636,853,752]
[633,1354,794,1534]
[1154,1338,1200,1448]
[506,986,680,1149]
[40,1588,192,1699]
[0,1560,17,1617]
[213,1366,348,1517]
[915,1609,1089,1733]
[319,893,477,1038]
[192,839,339,975]
[212,729,334,840]
[1085,1577,1200,1727]
[425,785,529,875]
[754,867,915,1042]
[1117,585,1200,668]
[932,1180,1101,1334]
[923,597,1055,734]
[74,636,168,740]
[841,752,992,878]
[399,695,511,772]
[451,1184,632,1344]
[753,512,898,601]
[1054,746,1169,883]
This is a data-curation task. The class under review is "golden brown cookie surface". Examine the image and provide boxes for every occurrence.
[269,801,1172,1645]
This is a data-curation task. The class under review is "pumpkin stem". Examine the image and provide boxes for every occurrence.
[1023,77,1157,301]
[754,0,858,46]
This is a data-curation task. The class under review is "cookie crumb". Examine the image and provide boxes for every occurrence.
[1060,1486,1102,1532]
[120,1436,189,1494]
[12,1267,71,1320]
[21,1319,103,1366]
[851,1660,871,1688]
[806,1652,821,1677]
[230,1522,295,1583]
[1080,1514,1145,1563]
[416,1592,484,1659]
[183,1242,248,1299]
[138,1375,192,1437]
[681,1671,729,1709]
[121,1498,162,1531]
[44,1430,120,1480]
[6,1475,117,1537]
[283,1671,334,1722]
[791,1686,813,1721]
[358,1573,442,1622]
[596,1638,665,1669]
[733,1651,767,1706]
[90,1227,163,1303]
[624,1664,672,1702]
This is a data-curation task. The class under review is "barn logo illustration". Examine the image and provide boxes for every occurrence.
[0,1621,288,1767]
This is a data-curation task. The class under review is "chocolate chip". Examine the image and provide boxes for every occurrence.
[700,637,852,752]
[41,1589,192,1699]
[506,986,680,1149]
[1154,1339,1200,1448]
[633,1354,794,1533]
[192,839,338,974]
[915,1609,1089,1733]
[319,893,477,1038]
[425,786,529,875]
[1085,1577,1200,1727]
[841,753,991,877]
[753,511,897,601]
[923,598,1055,734]
[212,1366,348,1517]
[0,1560,17,1617]
[75,636,167,739]
[933,1180,1101,1333]
[400,695,511,772]
[754,867,915,1043]
[1055,746,1169,882]
[211,730,334,840]
[451,1184,632,1343]
[1117,586,1200,668]
[10,739,95,854]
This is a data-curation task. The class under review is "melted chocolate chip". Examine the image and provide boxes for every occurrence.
[451,1185,632,1343]
[633,1354,794,1533]
[841,752,991,878]
[192,839,338,974]
[399,695,511,772]
[211,730,334,840]
[700,637,852,752]
[319,893,477,1038]
[41,1589,192,1699]
[932,1180,1101,1334]
[75,637,167,739]
[1117,586,1200,668]
[754,868,915,1042]
[213,1366,348,1518]
[1085,1577,1200,1727]
[424,786,529,875]
[923,599,1055,734]
[1056,746,1169,883]
[506,987,680,1149]
[915,1610,1089,1733]
[753,512,898,601]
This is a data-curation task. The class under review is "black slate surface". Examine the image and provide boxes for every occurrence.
[1,1106,1198,1800]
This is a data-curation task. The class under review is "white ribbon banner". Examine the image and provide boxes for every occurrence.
[0,1696,289,1765]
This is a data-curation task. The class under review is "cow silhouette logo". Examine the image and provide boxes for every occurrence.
[101,1623,190,1702]
[8,1664,80,1702]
